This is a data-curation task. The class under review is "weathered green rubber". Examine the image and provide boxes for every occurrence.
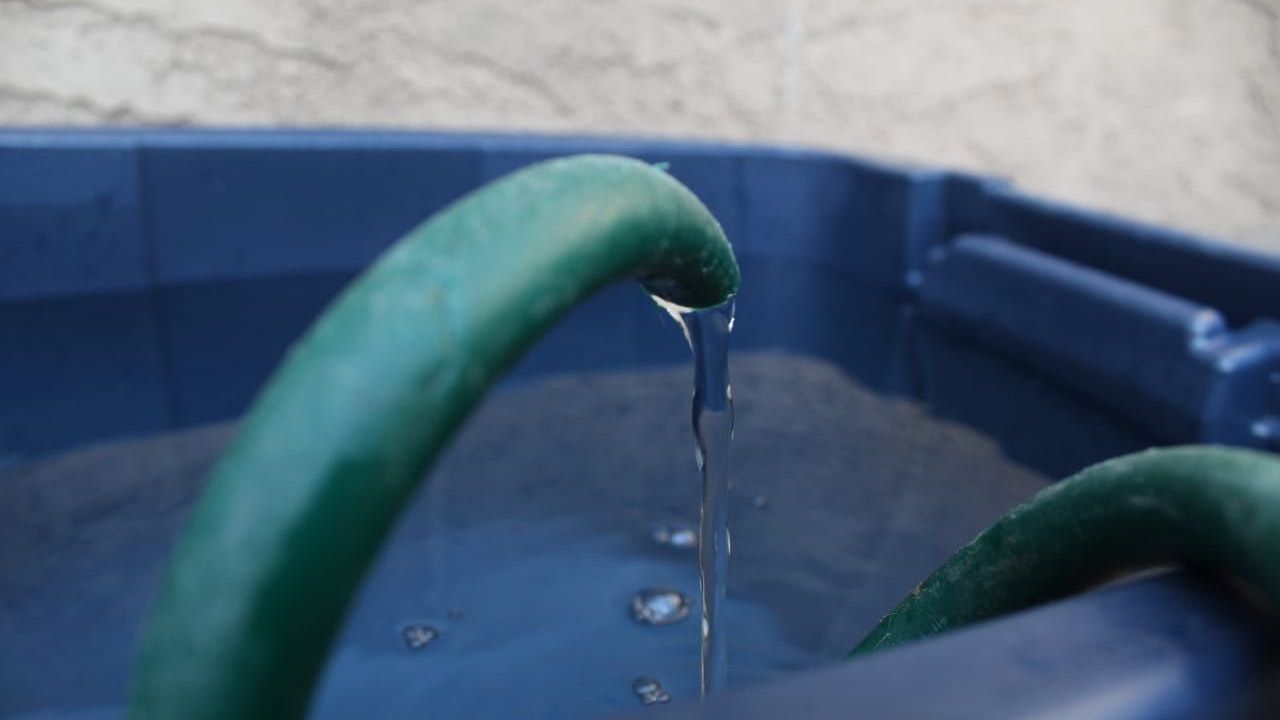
[130,155,739,719]
[852,446,1280,656]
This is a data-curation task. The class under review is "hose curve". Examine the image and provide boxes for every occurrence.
[852,446,1280,656]
[131,155,740,719]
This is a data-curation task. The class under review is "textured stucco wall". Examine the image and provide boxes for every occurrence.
[2,0,1277,253]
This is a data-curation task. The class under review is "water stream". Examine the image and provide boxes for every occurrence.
[656,296,736,697]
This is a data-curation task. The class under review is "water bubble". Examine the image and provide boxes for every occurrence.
[1252,417,1280,440]
[401,624,440,650]
[632,677,672,705]
[751,495,769,510]
[652,524,698,549]
[631,588,691,625]
[447,609,464,623]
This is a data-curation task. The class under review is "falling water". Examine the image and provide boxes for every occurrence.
[654,296,736,697]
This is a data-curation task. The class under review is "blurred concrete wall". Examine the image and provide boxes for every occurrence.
[2,0,1277,253]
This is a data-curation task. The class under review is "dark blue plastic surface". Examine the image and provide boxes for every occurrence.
[1,130,1278,719]
[622,572,1279,720]
[4,129,1278,460]
[920,235,1280,445]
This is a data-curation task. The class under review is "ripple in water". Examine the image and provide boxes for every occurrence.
[630,588,691,625]
[401,624,440,650]
[632,677,672,705]
[652,524,698,549]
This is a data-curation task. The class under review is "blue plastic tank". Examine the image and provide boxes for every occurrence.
[1,130,1277,719]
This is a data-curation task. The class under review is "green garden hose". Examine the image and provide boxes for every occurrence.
[130,155,740,719]
[853,446,1280,656]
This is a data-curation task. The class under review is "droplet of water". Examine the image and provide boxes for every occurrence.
[447,609,464,623]
[401,624,440,650]
[632,677,672,705]
[751,495,769,510]
[652,524,698,549]
[631,588,691,625]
